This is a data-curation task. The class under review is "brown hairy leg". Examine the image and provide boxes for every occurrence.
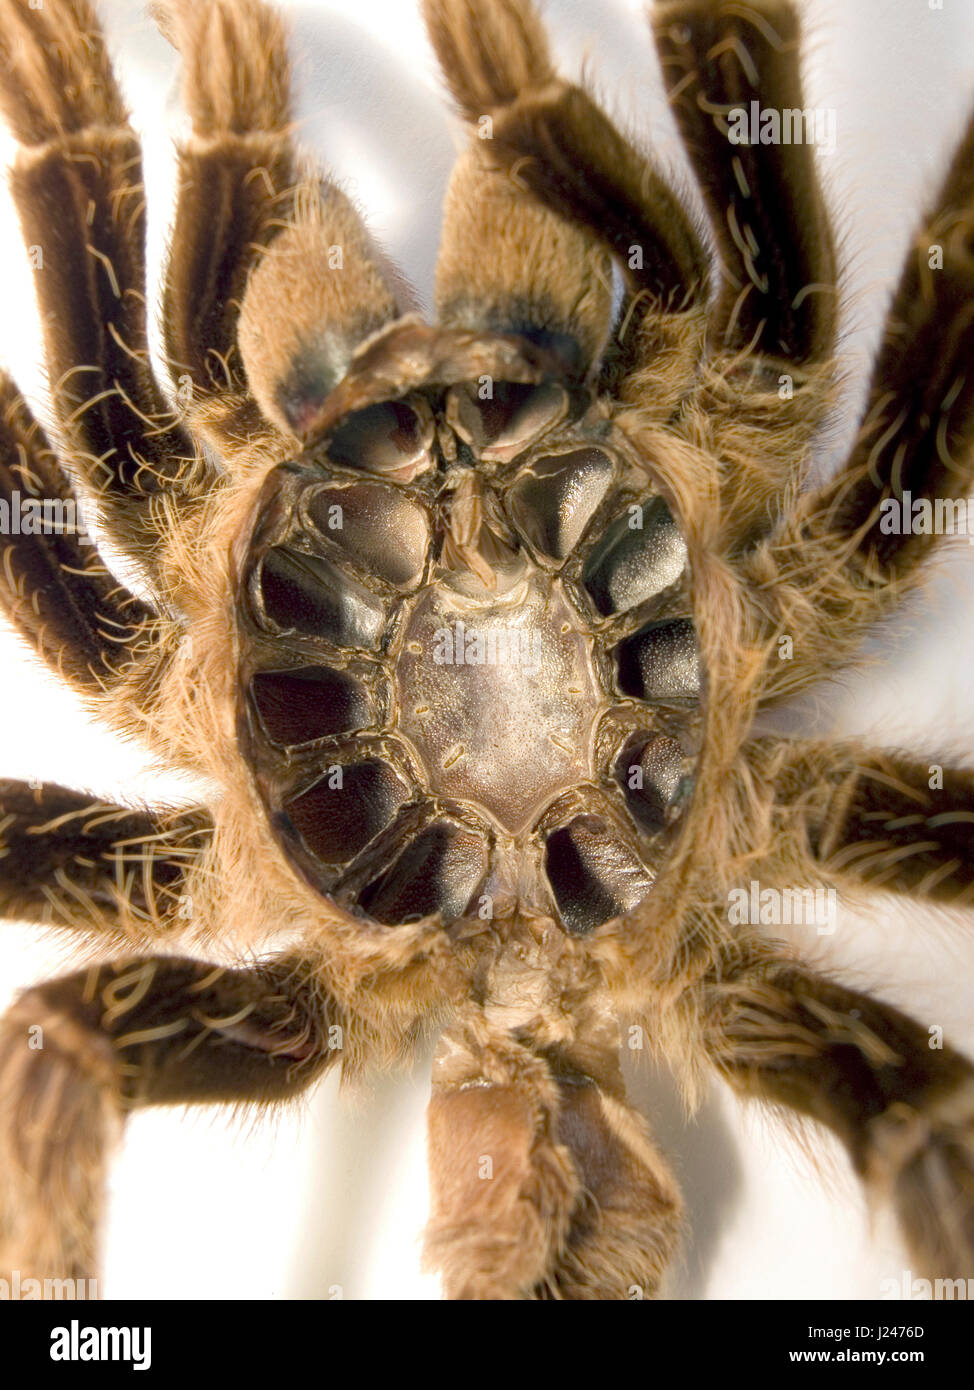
[0,953,341,1283]
[744,737,974,905]
[700,952,974,1279]
[159,0,409,457]
[0,781,212,938]
[434,142,613,385]
[747,83,974,703]
[0,378,158,694]
[654,0,836,365]
[0,0,207,571]
[425,1013,682,1299]
[421,0,712,420]
[651,0,839,547]
[429,5,613,386]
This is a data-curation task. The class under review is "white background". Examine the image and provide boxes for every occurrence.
[1,0,974,1300]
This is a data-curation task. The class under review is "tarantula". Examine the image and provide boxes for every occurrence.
[1,0,973,1301]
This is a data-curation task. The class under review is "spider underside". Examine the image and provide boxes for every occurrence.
[0,0,973,1299]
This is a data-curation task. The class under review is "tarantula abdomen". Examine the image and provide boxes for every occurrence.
[235,352,703,936]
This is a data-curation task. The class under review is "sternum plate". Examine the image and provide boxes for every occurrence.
[395,575,601,834]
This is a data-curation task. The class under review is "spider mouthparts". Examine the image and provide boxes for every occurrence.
[438,470,526,595]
